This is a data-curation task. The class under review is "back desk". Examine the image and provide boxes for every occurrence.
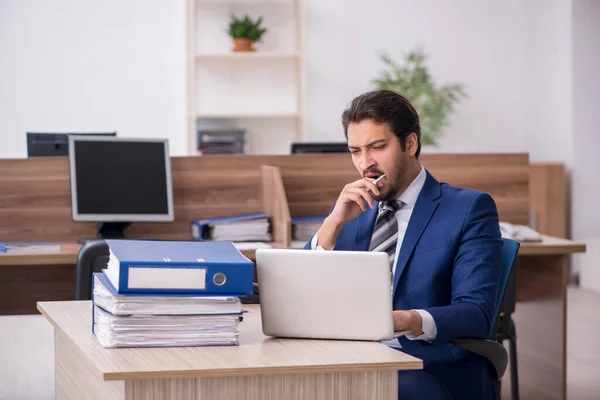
[0,153,584,400]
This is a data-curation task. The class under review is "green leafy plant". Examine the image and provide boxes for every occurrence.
[227,14,267,42]
[371,48,467,147]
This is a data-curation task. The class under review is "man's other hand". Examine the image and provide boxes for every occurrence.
[393,310,424,336]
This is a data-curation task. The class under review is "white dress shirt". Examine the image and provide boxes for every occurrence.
[311,166,438,342]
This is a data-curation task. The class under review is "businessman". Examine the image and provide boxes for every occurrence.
[306,90,502,400]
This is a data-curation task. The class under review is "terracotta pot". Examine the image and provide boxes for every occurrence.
[232,38,255,52]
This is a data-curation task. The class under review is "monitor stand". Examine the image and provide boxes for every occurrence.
[77,222,132,244]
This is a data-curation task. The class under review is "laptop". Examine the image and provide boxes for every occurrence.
[255,248,397,341]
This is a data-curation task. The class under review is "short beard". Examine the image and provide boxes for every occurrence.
[380,156,408,202]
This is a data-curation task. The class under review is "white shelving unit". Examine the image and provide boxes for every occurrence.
[186,0,306,155]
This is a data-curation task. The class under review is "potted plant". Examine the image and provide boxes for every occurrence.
[227,14,267,52]
[371,47,467,147]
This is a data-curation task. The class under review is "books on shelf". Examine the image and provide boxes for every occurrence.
[91,239,254,349]
[196,128,247,155]
[191,213,272,242]
[0,241,60,254]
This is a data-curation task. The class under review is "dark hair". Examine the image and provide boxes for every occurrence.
[341,90,421,157]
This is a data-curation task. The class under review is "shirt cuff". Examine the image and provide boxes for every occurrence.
[310,234,334,250]
[405,309,437,341]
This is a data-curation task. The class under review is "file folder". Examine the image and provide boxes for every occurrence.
[191,212,272,241]
[103,239,254,295]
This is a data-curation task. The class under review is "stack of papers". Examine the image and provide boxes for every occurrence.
[92,274,243,349]
[211,219,272,241]
[0,241,60,253]
[292,216,326,242]
[191,213,272,242]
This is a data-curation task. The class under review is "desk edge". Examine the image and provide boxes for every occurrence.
[103,360,424,381]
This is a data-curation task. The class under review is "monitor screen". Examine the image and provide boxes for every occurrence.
[26,132,117,157]
[291,142,350,154]
[68,136,174,224]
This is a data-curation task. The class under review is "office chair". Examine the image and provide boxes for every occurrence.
[74,240,110,300]
[452,237,520,399]
[494,245,520,400]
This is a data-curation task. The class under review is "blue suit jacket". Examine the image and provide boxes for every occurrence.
[307,170,502,399]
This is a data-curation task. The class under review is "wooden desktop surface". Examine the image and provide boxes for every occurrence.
[518,235,586,256]
[38,302,422,381]
[0,236,585,267]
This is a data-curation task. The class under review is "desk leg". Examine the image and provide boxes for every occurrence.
[54,328,124,400]
[502,255,567,400]
[124,371,398,400]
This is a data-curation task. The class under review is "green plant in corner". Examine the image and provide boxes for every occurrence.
[227,14,267,52]
[371,48,467,147]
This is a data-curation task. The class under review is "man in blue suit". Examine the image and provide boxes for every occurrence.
[306,90,502,400]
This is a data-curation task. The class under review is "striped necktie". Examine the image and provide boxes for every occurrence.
[369,201,402,271]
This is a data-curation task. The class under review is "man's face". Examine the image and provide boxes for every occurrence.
[347,120,410,202]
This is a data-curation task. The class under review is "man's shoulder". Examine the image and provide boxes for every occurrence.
[439,181,488,200]
[437,181,497,210]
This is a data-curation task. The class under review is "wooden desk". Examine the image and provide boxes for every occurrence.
[503,236,586,400]
[0,243,267,315]
[38,302,422,400]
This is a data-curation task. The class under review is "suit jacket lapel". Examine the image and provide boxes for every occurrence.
[392,171,442,299]
[354,202,379,251]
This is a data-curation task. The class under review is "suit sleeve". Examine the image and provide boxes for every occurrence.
[424,192,502,343]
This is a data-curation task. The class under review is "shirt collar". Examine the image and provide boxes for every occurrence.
[377,166,426,212]
[395,166,426,208]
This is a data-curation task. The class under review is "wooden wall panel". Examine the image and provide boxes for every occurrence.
[272,153,530,226]
[0,156,265,242]
[0,153,530,242]
[530,163,567,238]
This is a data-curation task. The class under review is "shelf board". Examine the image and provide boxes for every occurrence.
[197,112,300,119]
[195,52,299,60]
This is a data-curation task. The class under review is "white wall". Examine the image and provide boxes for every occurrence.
[306,0,572,162]
[0,0,187,158]
[570,0,600,291]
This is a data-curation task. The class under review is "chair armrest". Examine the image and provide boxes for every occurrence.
[452,339,508,381]
[75,240,109,300]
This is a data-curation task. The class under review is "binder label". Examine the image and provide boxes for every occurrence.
[128,266,207,290]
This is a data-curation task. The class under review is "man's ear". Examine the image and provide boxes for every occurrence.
[406,132,418,156]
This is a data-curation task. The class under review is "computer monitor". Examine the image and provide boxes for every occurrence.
[68,136,174,240]
[290,142,350,154]
[27,132,117,157]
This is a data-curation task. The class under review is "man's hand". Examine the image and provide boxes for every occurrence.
[314,177,382,249]
[329,177,381,225]
[393,310,424,336]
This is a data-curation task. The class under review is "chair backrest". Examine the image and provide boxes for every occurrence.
[74,240,110,300]
[488,237,520,339]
